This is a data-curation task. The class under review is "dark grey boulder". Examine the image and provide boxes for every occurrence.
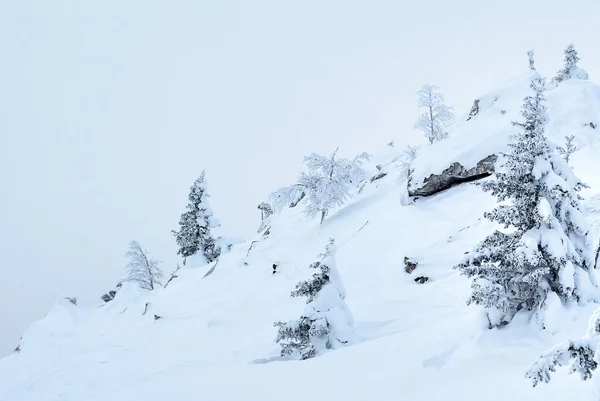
[409,154,497,197]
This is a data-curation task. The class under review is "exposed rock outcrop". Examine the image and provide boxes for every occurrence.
[409,154,497,197]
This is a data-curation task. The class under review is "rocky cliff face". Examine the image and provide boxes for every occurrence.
[409,154,497,197]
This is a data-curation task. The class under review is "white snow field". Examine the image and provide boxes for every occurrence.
[3,72,600,401]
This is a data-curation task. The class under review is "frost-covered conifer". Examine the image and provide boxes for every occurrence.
[269,149,369,223]
[414,85,454,144]
[274,239,356,360]
[528,49,536,71]
[455,76,595,328]
[554,44,589,84]
[556,134,577,163]
[527,307,600,386]
[172,171,221,264]
[124,240,164,290]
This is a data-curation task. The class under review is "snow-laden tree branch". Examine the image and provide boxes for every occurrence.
[527,308,600,386]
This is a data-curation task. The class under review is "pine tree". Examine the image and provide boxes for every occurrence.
[455,76,595,328]
[274,239,356,359]
[527,49,536,71]
[124,240,164,290]
[414,85,454,144]
[554,44,589,84]
[173,171,221,264]
[556,134,577,163]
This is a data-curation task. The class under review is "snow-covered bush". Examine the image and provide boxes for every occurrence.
[124,240,164,291]
[274,238,356,359]
[172,171,221,264]
[526,307,600,386]
[414,84,454,144]
[553,44,589,84]
[269,148,370,223]
[455,76,595,328]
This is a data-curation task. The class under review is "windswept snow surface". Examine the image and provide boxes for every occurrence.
[3,77,600,401]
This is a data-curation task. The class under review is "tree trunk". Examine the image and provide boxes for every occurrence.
[320,210,326,224]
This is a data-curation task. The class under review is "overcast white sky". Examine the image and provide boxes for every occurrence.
[1,0,599,356]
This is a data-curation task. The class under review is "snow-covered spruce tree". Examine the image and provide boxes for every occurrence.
[528,49,536,71]
[274,239,355,360]
[554,44,589,84]
[414,84,454,144]
[556,134,577,164]
[455,77,595,328]
[299,148,370,223]
[172,171,221,264]
[124,240,164,290]
[526,307,600,386]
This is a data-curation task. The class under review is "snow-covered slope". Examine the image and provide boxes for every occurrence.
[3,75,600,401]
[411,71,600,192]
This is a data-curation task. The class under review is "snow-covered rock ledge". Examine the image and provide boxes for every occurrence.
[409,154,497,197]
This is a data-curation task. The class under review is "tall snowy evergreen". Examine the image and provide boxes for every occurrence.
[124,240,164,291]
[270,148,369,223]
[274,239,356,359]
[172,171,221,265]
[554,44,589,84]
[455,76,595,328]
[414,84,454,144]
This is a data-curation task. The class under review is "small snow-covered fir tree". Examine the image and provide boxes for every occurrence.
[414,84,454,144]
[554,44,589,84]
[556,134,577,163]
[455,76,595,328]
[528,49,536,71]
[526,307,600,386]
[299,148,370,223]
[124,240,164,290]
[172,171,221,264]
[274,238,356,360]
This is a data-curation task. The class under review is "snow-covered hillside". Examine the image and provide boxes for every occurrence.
[3,73,600,401]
